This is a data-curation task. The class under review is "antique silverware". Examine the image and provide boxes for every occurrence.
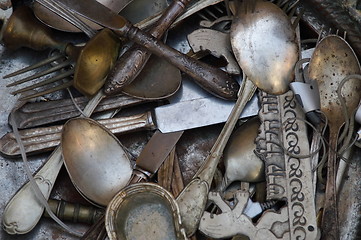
[81,130,184,239]
[9,94,146,129]
[103,0,191,94]
[0,78,259,157]
[105,183,187,240]
[221,117,264,191]
[33,0,131,32]
[61,117,133,207]
[308,34,361,239]
[4,12,120,99]
[187,28,241,75]
[38,0,240,100]
[176,0,298,235]
[2,90,105,235]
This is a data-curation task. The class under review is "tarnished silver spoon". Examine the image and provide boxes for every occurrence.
[176,1,298,236]
[61,117,132,207]
[308,34,361,240]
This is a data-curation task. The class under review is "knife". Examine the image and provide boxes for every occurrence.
[37,0,240,100]
[9,94,147,129]
[0,79,258,157]
[80,130,183,240]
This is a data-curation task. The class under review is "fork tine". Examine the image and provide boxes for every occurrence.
[3,54,65,79]
[19,80,74,101]
[11,69,75,95]
[6,59,73,87]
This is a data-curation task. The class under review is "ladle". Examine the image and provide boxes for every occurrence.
[308,34,361,240]
[61,117,132,207]
[176,0,298,236]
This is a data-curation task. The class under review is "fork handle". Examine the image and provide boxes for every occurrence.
[104,0,191,94]
[0,112,156,157]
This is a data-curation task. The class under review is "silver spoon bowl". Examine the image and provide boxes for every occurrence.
[61,117,132,207]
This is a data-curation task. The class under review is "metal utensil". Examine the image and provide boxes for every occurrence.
[9,94,147,129]
[105,183,187,240]
[61,117,133,207]
[38,0,240,100]
[82,129,183,240]
[221,117,265,190]
[103,0,191,94]
[33,0,121,32]
[3,90,105,235]
[308,34,361,239]
[0,78,259,157]
[176,1,298,235]
[5,26,120,99]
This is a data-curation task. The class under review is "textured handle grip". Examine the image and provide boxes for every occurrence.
[104,0,191,94]
[123,26,239,100]
[0,112,156,157]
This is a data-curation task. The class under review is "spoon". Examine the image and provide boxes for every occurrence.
[308,34,361,240]
[221,117,265,191]
[61,117,132,207]
[176,1,298,236]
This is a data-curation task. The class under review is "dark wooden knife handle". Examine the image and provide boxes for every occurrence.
[104,0,191,94]
[122,26,239,100]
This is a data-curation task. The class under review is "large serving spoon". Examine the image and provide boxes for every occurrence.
[61,117,132,207]
[308,34,361,240]
[176,1,298,235]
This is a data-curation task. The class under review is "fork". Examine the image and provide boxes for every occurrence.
[3,4,97,101]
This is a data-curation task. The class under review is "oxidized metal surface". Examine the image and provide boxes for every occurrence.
[105,183,187,240]
[256,91,287,200]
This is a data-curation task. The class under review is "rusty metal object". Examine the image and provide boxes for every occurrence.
[308,35,361,240]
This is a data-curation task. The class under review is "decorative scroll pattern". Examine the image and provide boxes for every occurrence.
[279,91,318,240]
[256,90,318,239]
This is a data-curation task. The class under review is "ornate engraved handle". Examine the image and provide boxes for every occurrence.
[3,146,63,234]
[0,112,156,157]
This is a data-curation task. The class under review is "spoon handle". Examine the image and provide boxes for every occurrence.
[2,91,105,234]
[104,0,191,94]
[176,78,256,236]
[321,128,339,240]
[0,112,156,157]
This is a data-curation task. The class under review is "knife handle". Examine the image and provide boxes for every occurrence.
[104,0,191,94]
[114,27,239,100]
[0,112,156,157]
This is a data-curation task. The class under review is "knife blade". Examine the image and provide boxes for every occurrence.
[37,0,240,100]
[129,130,184,183]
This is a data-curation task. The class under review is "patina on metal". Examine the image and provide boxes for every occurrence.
[105,183,187,240]
[308,34,361,240]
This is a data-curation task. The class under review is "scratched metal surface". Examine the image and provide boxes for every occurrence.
[1,2,361,240]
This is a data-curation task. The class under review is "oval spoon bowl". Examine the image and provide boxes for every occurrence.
[61,117,132,207]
